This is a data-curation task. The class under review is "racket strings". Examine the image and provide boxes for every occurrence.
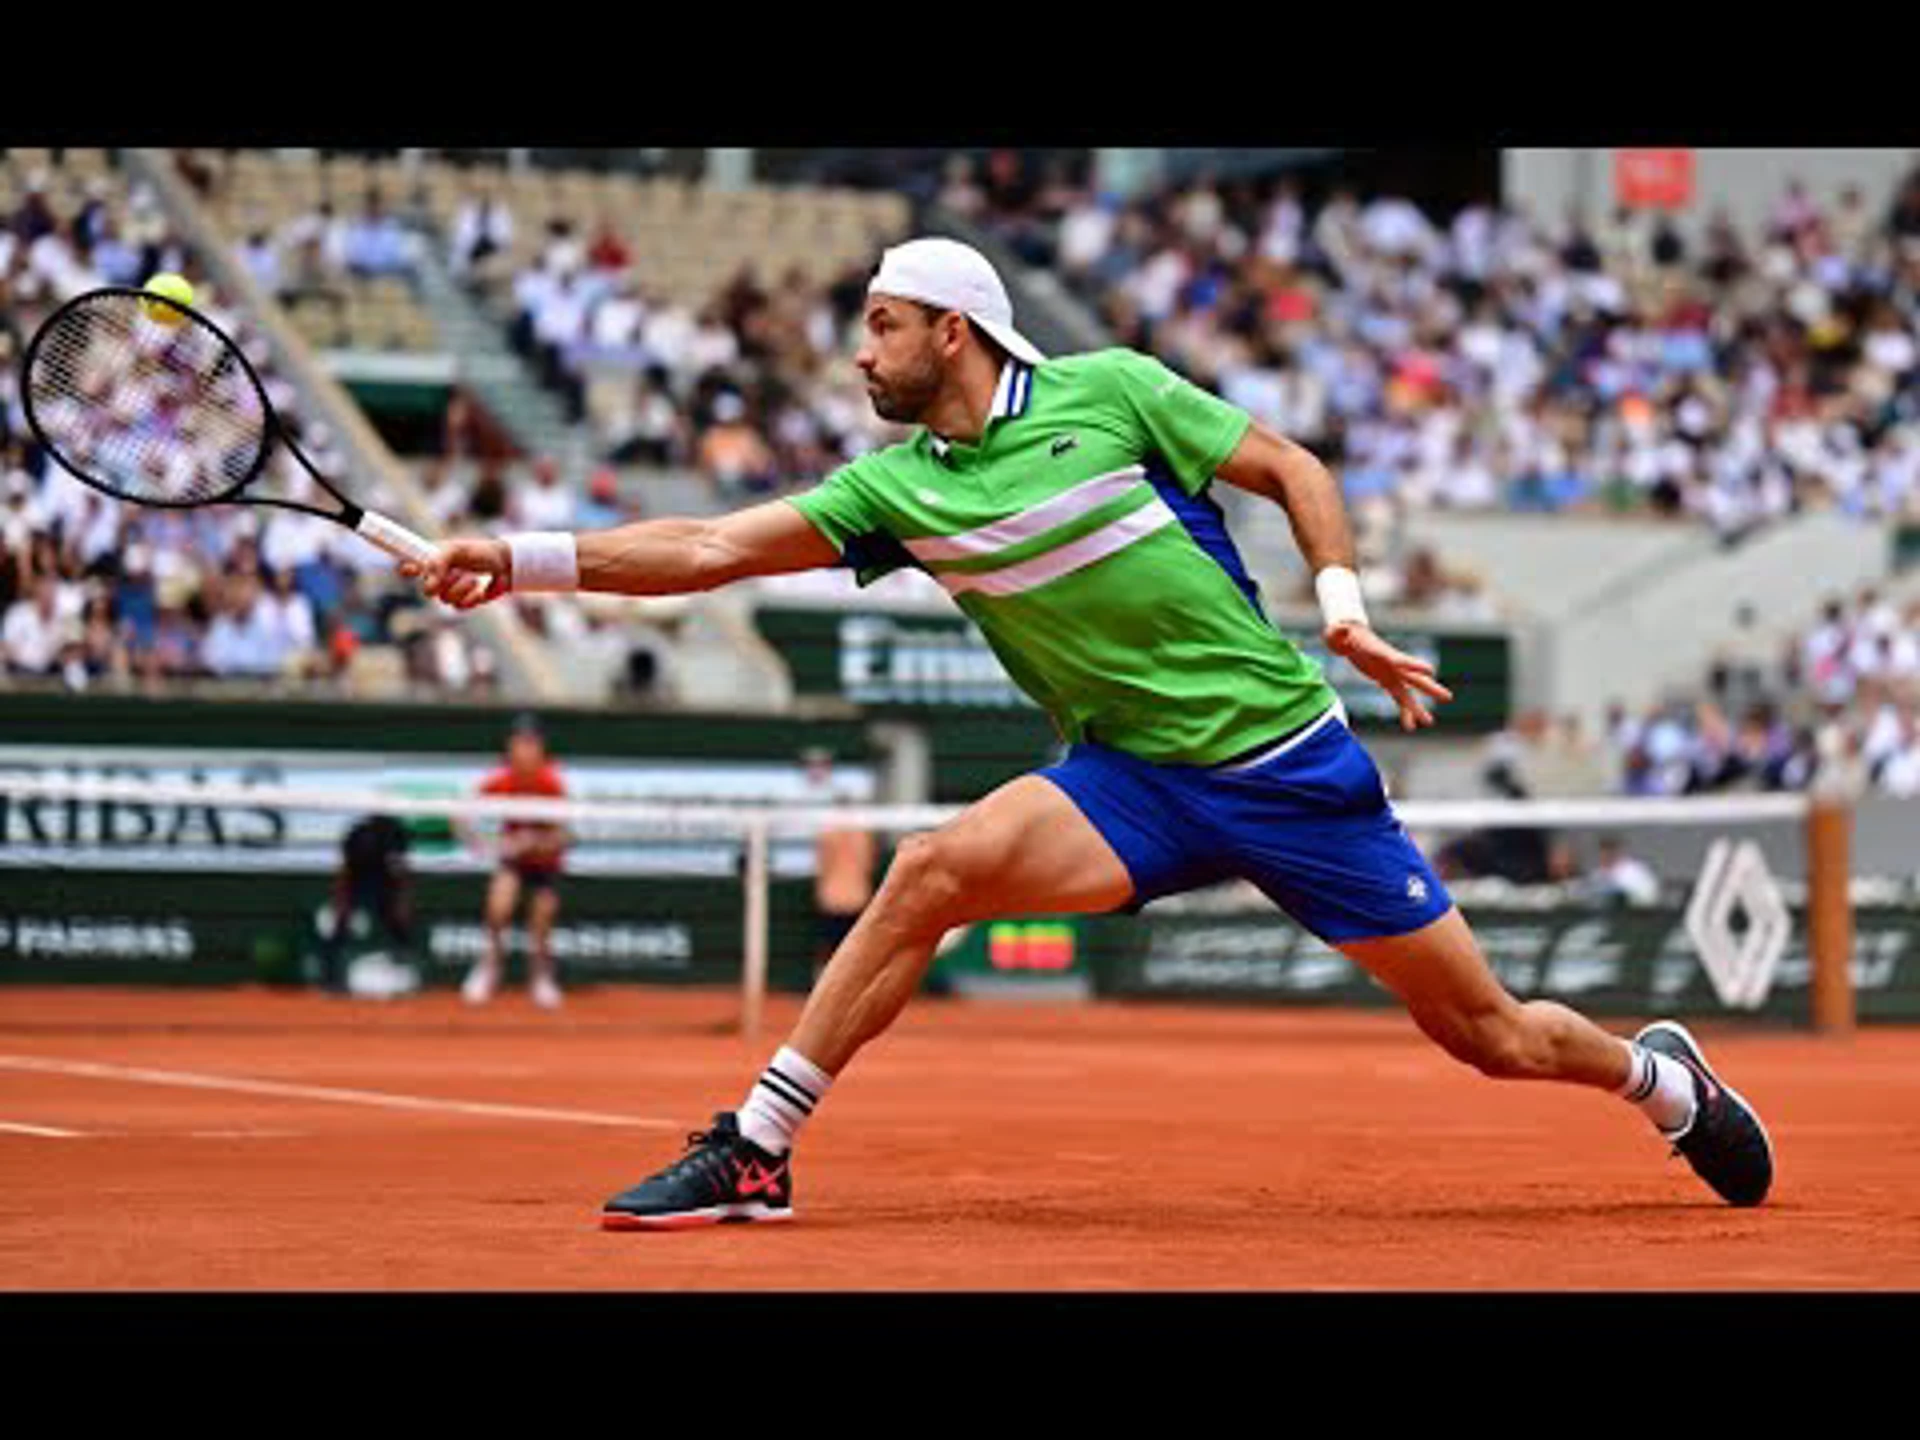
[25,291,269,507]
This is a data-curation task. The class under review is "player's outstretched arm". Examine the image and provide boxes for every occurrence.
[403,500,840,610]
[1216,421,1454,732]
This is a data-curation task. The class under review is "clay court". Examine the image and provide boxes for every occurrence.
[2,985,1916,1290]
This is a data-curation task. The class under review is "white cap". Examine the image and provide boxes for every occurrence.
[868,237,1045,365]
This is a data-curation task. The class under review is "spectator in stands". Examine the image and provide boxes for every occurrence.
[70,590,126,688]
[576,468,625,530]
[342,190,414,279]
[423,611,474,692]
[1877,703,1920,796]
[281,199,349,278]
[605,370,683,465]
[466,464,509,528]
[2,572,71,675]
[587,215,632,275]
[587,273,647,358]
[1058,190,1120,284]
[1887,162,1920,248]
[261,566,318,672]
[418,459,470,531]
[1707,602,1775,716]
[86,209,142,288]
[530,266,589,419]
[697,391,778,499]
[2,464,34,574]
[236,226,280,295]
[201,570,288,678]
[278,230,334,306]
[936,153,987,220]
[449,185,514,289]
[513,457,577,531]
[137,600,203,682]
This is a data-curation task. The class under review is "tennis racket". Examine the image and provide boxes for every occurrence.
[19,285,440,568]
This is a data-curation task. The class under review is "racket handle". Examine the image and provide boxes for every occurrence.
[353,509,438,566]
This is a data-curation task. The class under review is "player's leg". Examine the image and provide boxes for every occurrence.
[525,878,562,1009]
[786,774,1132,1072]
[1340,909,1647,1089]
[464,866,519,1005]
[600,771,1137,1229]
[1339,911,1772,1205]
[1224,713,1772,1206]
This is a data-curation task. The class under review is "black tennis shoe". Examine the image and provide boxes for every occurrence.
[1635,1021,1774,1207]
[601,1112,794,1230]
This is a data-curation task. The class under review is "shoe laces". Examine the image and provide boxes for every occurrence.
[660,1122,738,1185]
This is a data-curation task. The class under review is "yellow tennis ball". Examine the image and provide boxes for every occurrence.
[141,273,195,326]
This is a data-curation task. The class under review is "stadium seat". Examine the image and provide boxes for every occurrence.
[342,643,407,697]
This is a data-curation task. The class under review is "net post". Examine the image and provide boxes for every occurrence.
[1806,797,1855,1035]
[741,817,771,1044]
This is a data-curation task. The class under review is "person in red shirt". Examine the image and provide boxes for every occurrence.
[462,714,571,1009]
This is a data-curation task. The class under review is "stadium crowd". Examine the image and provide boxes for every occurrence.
[0,152,485,696]
[1468,575,1920,805]
[481,206,905,500]
[1619,581,1920,801]
[945,153,1920,540]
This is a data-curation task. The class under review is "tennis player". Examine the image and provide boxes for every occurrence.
[408,237,1773,1225]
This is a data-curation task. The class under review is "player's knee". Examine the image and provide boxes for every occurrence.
[881,832,967,931]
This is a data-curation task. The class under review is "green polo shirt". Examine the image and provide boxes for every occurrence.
[786,347,1337,765]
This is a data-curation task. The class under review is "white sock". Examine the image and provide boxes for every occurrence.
[736,1046,833,1157]
[1616,1040,1698,1137]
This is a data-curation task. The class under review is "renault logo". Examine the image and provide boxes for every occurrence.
[1684,838,1790,1010]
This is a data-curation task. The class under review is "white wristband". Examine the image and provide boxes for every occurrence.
[1314,565,1369,631]
[506,532,579,594]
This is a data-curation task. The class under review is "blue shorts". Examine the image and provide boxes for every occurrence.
[1037,705,1453,944]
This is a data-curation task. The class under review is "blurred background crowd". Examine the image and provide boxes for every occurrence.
[5,144,1920,809]
[0,150,483,698]
[945,152,1920,538]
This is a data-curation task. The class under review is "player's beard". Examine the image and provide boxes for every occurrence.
[866,343,944,424]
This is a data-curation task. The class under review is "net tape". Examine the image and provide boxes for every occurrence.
[0,771,1814,841]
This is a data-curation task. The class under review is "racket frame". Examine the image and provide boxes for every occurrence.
[20,285,436,564]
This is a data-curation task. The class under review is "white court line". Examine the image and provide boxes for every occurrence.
[0,1055,677,1130]
[0,1119,84,1138]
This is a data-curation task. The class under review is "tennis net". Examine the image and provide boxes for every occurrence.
[0,772,1869,1034]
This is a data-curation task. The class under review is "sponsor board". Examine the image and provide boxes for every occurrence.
[1086,902,1920,1022]
[0,867,820,989]
[0,916,196,963]
[0,745,874,876]
[753,607,1512,734]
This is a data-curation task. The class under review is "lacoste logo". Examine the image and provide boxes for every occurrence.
[1050,434,1079,459]
[1406,875,1429,903]
[737,1158,786,1197]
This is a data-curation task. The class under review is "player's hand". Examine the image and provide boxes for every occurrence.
[400,538,511,610]
[1325,622,1454,732]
